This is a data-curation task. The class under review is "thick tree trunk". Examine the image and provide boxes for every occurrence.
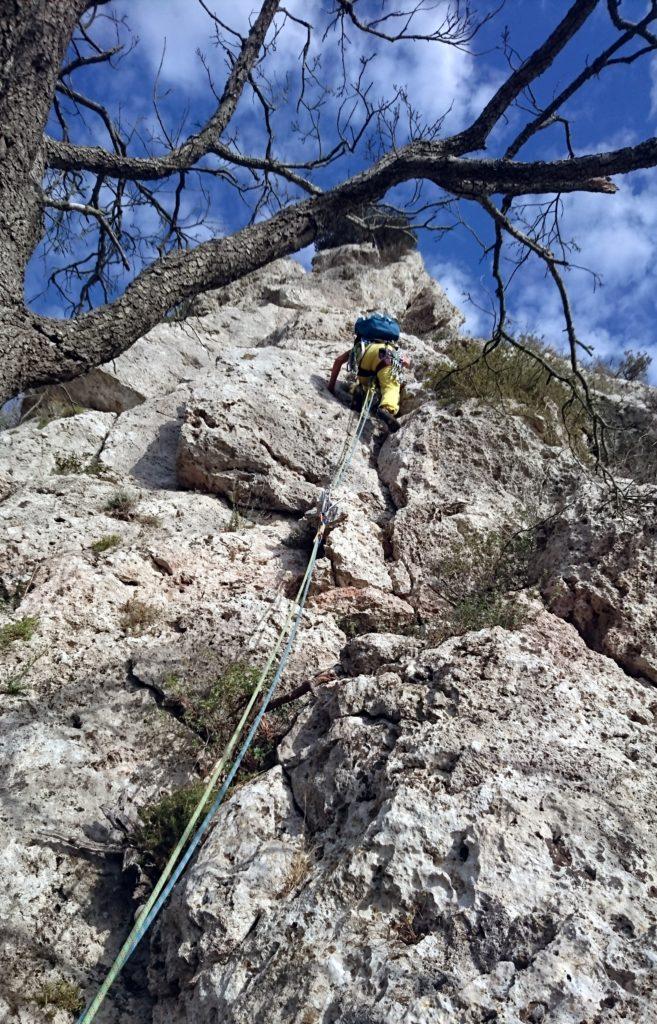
[0,1,88,406]
[0,1,86,304]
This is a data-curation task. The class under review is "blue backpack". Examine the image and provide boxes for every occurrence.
[348,312,402,375]
[354,312,400,343]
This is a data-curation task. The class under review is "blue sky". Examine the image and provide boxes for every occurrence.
[30,0,657,380]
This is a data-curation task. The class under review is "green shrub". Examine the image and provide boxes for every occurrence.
[0,616,38,650]
[104,489,137,520]
[54,452,108,476]
[54,452,84,474]
[429,528,535,643]
[616,348,652,382]
[449,591,525,634]
[131,780,212,869]
[90,534,121,554]
[183,661,261,742]
[35,979,84,1017]
[430,337,590,452]
[120,597,160,635]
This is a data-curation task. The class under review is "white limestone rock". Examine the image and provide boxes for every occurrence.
[2,243,657,1024]
[151,615,657,1024]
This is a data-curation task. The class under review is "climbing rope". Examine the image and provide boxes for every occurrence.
[76,384,375,1024]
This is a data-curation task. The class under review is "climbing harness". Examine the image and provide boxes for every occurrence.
[76,383,376,1024]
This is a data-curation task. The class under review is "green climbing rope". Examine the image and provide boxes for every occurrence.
[76,383,375,1024]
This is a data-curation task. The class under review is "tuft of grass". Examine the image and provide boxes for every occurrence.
[91,533,121,555]
[104,489,137,520]
[120,597,160,635]
[0,615,38,650]
[430,336,591,454]
[5,679,27,696]
[278,850,311,898]
[428,528,535,644]
[131,780,212,870]
[36,402,86,430]
[35,979,84,1017]
[2,655,41,696]
[223,481,272,533]
[54,452,84,474]
[102,490,160,526]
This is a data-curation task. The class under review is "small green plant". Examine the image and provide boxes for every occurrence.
[183,661,260,740]
[104,489,137,520]
[430,337,591,455]
[0,615,38,650]
[450,591,525,635]
[131,780,212,869]
[55,452,109,477]
[91,533,121,555]
[35,401,86,429]
[2,655,40,696]
[54,452,84,474]
[429,528,535,643]
[84,457,109,477]
[120,597,160,635]
[35,979,84,1017]
[224,481,261,532]
[5,678,27,695]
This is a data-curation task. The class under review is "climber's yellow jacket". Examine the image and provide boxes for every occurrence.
[356,343,401,415]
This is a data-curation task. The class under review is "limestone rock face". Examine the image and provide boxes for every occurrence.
[537,496,657,682]
[152,616,657,1024]
[2,243,657,1024]
[176,349,384,514]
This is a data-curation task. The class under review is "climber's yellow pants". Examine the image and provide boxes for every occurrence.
[357,343,401,415]
[360,365,400,414]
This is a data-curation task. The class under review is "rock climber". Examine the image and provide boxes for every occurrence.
[328,312,409,433]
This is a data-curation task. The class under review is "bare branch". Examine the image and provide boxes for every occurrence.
[506,6,657,159]
[60,43,122,77]
[47,0,280,180]
[44,197,130,270]
[331,0,501,48]
[452,0,600,153]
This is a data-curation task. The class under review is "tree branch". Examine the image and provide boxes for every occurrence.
[44,197,130,269]
[46,0,280,180]
[451,0,600,153]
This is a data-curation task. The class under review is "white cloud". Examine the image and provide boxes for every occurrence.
[651,55,657,116]
[427,257,490,336]
[504,174,657,383]
[120,0,254,93]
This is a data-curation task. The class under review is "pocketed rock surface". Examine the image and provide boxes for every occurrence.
[1,243,656,1024]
